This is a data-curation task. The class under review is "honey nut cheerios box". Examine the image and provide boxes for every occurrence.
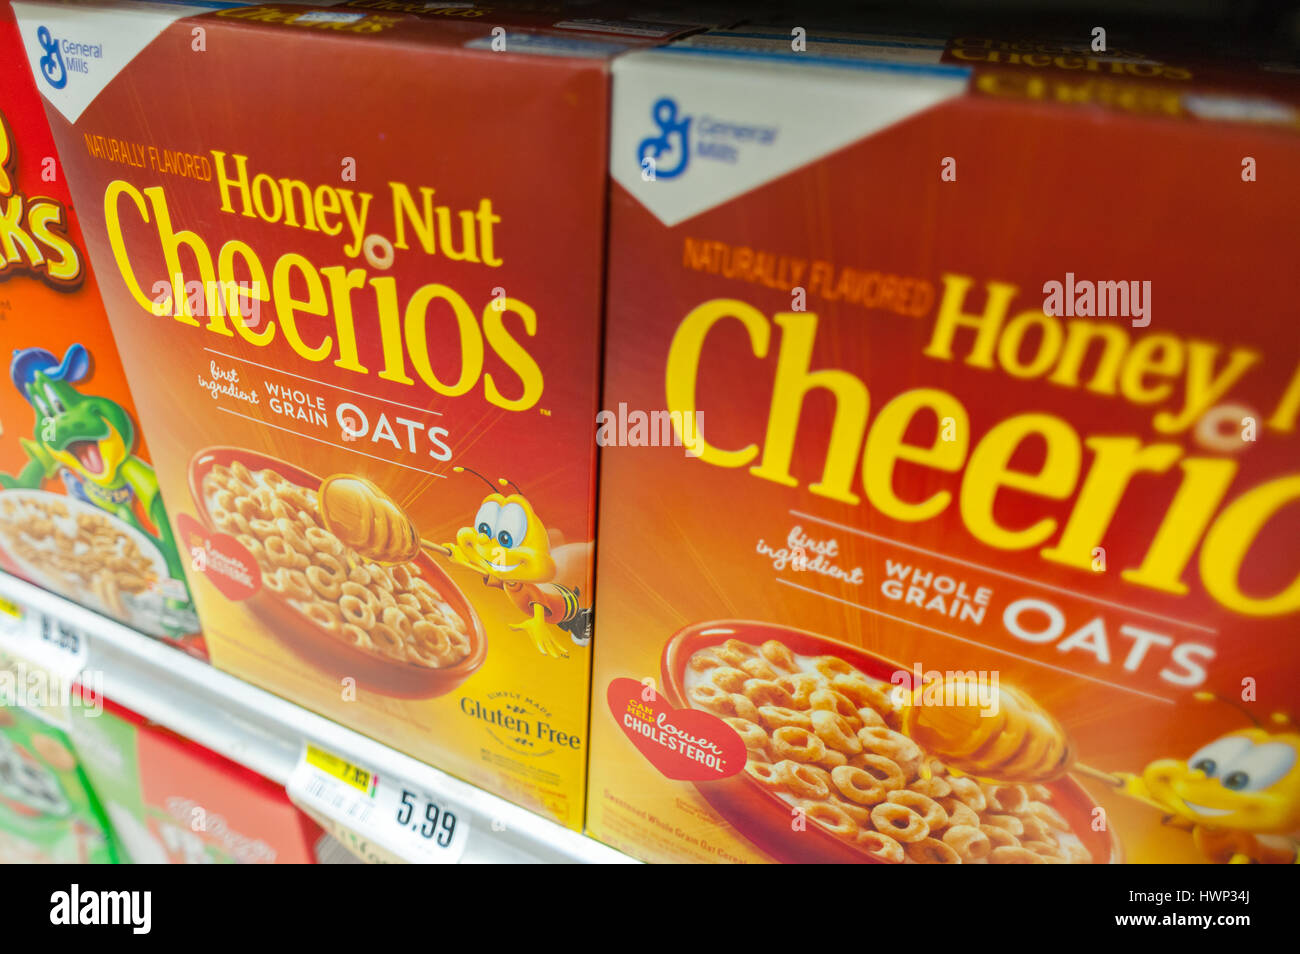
[587,28,1300,863]
[12,0,693,829]
[0,0,201,653]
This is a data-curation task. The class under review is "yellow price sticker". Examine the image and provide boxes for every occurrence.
[306,745,376,795]
[0,595,22,619]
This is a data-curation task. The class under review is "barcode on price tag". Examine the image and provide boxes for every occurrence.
[287,745,469,864]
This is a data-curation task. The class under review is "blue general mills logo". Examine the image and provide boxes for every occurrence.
[36,25,67,90]
[637,96,779,179]
[35,26,101,89]
[638,97,691,180]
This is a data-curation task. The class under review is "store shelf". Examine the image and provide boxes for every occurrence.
[0,571,629,864]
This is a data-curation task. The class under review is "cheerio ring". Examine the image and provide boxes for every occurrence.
[362,233,394,270]
[1195,402,1256,453]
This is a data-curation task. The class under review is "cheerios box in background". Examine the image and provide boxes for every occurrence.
[67,696,326,863]
[0,1,201,653]
[15,1,643,828]
[588,29,1300,863]
[325,0,718,39]
[0,702,119,863]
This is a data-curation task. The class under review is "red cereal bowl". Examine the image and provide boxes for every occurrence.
[189,447,485,698]
[662,619,1120,864]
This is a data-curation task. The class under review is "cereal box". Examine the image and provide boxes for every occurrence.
[0,702,119,863]
[0,1,201,651]
[587,29,1300,863]
[324,0,714,39]
[14,0,634,827]
[67,696,325,863]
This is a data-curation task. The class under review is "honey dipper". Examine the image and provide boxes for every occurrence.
[898,674,1117,786]
[318,474,450,565]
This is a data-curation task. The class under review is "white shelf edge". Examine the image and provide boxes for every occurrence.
[0,571,632,864]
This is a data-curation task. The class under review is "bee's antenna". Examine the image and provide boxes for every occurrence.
[498,477,524,496]
[453,466,497,493]
[1193,691,1263,728]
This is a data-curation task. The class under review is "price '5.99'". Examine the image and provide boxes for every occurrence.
[395,789,457,847]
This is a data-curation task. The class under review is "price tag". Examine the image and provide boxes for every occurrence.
[287,745,470,864]
[0,604,88,728]
[0,607,86,672]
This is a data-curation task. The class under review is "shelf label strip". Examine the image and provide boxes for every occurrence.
[288,744,470,864]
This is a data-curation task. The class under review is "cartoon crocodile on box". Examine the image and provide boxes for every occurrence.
[0,344,197,639]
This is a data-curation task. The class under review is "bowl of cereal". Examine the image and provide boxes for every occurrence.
[189,447,486,698]
[663,620,1118,864]
[0,489,171,635]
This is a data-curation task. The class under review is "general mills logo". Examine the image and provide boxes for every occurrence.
[638,96,778,180]
[35,25,102,88]
[638,97,691,180]
[36,25,67,89]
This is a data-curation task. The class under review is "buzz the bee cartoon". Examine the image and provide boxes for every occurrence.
[1111,695,1299,864]
[436,467,593,660]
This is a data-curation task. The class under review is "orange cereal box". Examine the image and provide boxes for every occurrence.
[12,0,657,828]
[0,0,200,652]
[588,29,1300,863]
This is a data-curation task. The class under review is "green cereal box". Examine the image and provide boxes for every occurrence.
[0,702,118,863]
